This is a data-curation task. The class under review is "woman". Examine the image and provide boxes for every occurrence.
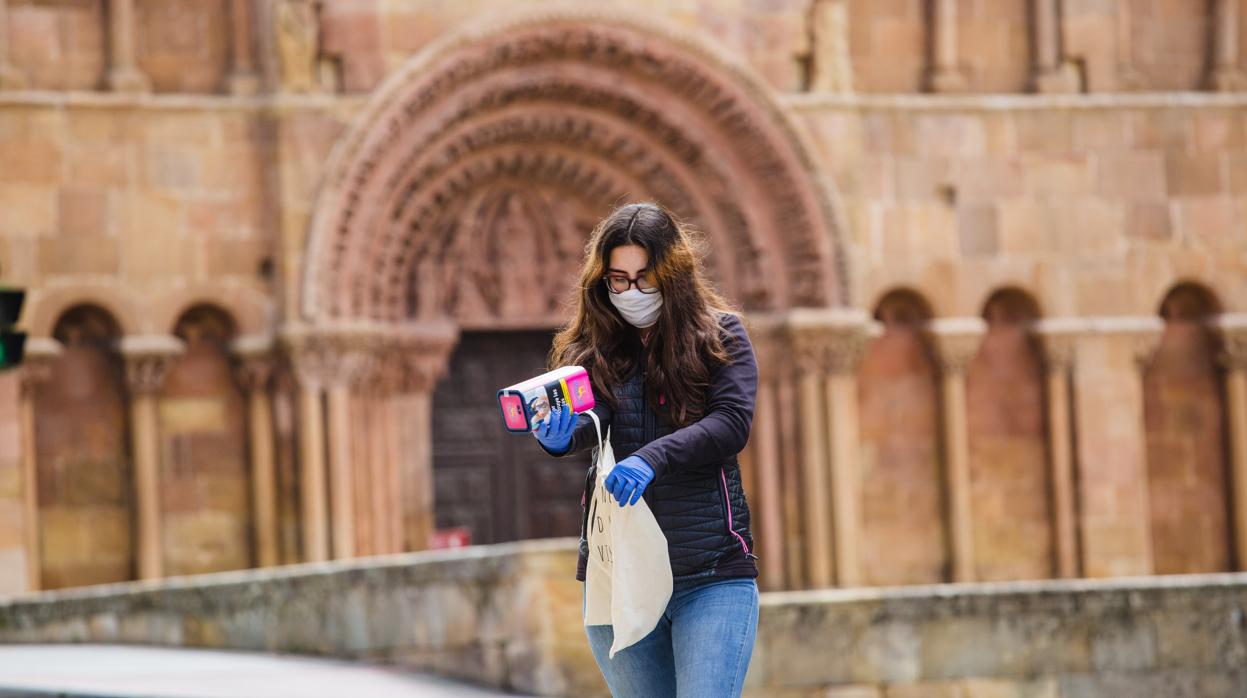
[532,202,760,697]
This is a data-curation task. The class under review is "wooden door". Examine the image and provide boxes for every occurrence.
[432,331,589,545]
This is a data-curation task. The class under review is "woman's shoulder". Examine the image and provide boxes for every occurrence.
[714,309,747,335]
[712,311,753,351]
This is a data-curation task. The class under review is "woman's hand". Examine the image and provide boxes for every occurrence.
[605,455,655,506]
[532,403,576,454]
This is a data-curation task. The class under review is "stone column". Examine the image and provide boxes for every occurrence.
[372,352,405,556]
[233,336,279,568]
[824,313,872,587]
[787,310,835,588]
[228,0,261,95]
[366,385,392,554]
[1035,319,1081,578]
[1211,0,1247,91]
[348,390,374,556]
[391,324,458,553]
[927,0,967,92]
[928,318,986,583]
[17,340,59,592]
[1072,317,1162,577]
[105,0,151,93]
[1215,315,1247,570]
[775,366,805,589]
[0,0,26,90]
[121,335,184,580]
[1031,0,1080,93]
[744,314,788,590]
[325,382,356,559]
[324,347,371,561]
[283,327,331,563]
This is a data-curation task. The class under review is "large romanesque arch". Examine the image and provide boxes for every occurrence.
[301,9,849,325]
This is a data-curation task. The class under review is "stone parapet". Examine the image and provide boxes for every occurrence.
[2,541,1247,696]
[748,573,1247,696]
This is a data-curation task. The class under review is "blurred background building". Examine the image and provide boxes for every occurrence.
[0,0,1245,600]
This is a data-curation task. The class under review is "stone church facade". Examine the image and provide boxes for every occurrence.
[0,0,1245,595]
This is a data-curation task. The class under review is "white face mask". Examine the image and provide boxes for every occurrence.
[608,288,664,328]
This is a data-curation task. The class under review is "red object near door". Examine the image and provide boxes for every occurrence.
[430,527,472,550]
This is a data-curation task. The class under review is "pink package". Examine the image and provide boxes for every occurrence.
[497,365,596,433]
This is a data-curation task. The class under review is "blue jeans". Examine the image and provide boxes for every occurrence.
[584,577,759,698]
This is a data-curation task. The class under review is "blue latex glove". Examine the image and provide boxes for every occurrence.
[605,455,655,506]
[532,403,575,454]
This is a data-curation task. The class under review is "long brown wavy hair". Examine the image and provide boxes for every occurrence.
[549,202,738,427]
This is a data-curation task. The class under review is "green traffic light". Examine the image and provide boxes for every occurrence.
[0,333,22,369]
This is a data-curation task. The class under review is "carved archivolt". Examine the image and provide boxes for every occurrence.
[303,9,847,324]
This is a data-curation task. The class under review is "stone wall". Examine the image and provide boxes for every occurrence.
[0,539,605,697]
[791,96,1247,314]
[2,539,1246,698]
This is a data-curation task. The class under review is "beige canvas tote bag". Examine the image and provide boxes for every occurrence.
[582,409,674,658]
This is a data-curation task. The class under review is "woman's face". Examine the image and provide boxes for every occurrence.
[605,244,653,293]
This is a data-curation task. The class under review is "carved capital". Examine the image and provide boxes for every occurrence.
[926,318,987,375]
[743,312,787,379]
[388,322,460,394]
[18,337,61,398]
[825,326,875,375]
[281,321,459,394]
[120,335,185,395]
[783,308,874,376]
[235,356,276,393]
[1033,317,1086,373]
[231,334,276,392]
[1100,318,1166,372]
[281,323,381,390]
[1213,314,1247,371]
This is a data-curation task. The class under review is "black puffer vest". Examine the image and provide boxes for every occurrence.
[576,362,758,586]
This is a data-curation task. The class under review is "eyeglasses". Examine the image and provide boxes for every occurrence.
[602,271,659,294]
